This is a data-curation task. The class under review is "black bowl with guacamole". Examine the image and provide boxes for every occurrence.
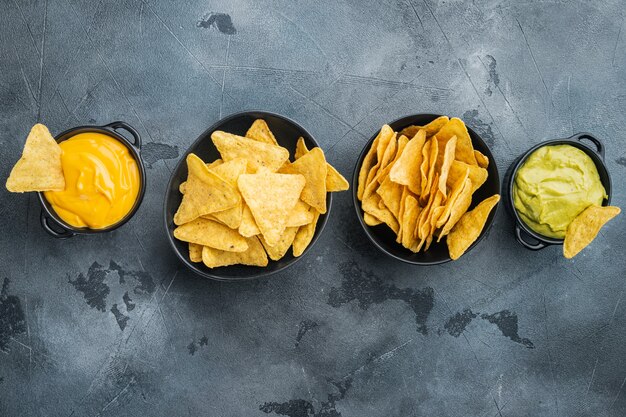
[505,132,612,250]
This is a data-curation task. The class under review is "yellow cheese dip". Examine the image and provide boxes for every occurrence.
[44,132,140,229]
[513,144,606,238]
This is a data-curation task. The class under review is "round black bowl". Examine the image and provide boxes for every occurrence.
[352,114,501,265]
[504,132,612,250]
[37,121,146,238]
[163,111,332,281]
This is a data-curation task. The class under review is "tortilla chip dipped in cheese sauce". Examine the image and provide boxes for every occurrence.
[44,132,140,229]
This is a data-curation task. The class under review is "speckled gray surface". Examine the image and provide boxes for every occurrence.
[1,1,625,416]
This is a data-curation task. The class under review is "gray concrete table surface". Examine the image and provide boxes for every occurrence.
[1,0,625,416]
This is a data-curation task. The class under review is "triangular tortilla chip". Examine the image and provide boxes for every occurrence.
[281,147,328,213]
[295,137,309,160]
[357,128,384,200]
[205,158,247,228]
[260,226,299,261]
[438,136,457,197]
[245,119,279,146]
[438,177,473,241]
[447,194,500,260]
[174,154,240,225]
[401,195,422,252]
[474,150,489,168]
[434,166,470,229]
[420,137,439,205]
[202,236,268,268]
[293,209,321,257]
[363,212,382,226]
[294,137,349,192]
[238,170,305,246]
[287,200,315,227]
[389,129,426,194]
[362,192,399,234]
[376,175,404,220]
[447,160,487,195]
[239,204,260,237]
[563,205,620,258]
[6,124,65,192]
[364,126,395,189]
[211,130,289,173]
[398,116,449,139]
[436,118,477,165]
[174,217,248,252]
[189,243,203,262]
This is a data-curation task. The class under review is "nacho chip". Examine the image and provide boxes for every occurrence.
[295,136,309,160]
[389,129,426,194]
[294,137,349,192]
[364,125,395,189]
[189,243,203,263]
[202,236,268,268]
[6,124,65,192]
[281,147,328,213]
[438,136,457,197]
[563,205,621,258]
[447,160,487,195]
[420,137,439,205]
[239,204,260,237]
[174,154,240,225]
[419,140,431,199]
[238,170,305,246]
[376,175,404,219]
[474,150,489,168]
[286,200,315,227]
[398,116,449,139]
[364,212,382,226]
[434,166,470,229]
[211,130,289,173]
[245,119,279,146]
[438,177,473,241]
[260,226,299,261]
[447,194,500,260]
[362,192,399,233]
[293,209,321,257]
[401,195,421,252]
[174,217,248,252]
[436,118,477,165]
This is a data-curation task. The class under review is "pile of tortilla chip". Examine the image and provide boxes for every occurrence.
[173,119,349,268]
[357,116,499,260]
[6,124,65,193]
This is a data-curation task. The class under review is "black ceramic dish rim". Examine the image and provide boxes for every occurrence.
[351,113,501,266]
[505,133,612,248]
[37,122,146,238]
[162,110,333,281]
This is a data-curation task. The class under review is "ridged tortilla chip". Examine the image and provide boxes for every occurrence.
[238,170,305,246]
[447,194,500,260]
[174,154,240,225]
[563,205,621,259]
[202,237,268,268]
[245,119,279,146]
[6,124,65,192]
[174,217,248,252]
[211,130,289,173]
[281,147,328,213]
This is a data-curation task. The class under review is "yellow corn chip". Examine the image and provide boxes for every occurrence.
[438,178,473,241]
[174,154,240,225]
[238,170,305,246]
[436,118,477,165]
[239,204,260,237]
[287,200,315,227]
[211,130,289,173]
[447,194,500,260]
[376,175,403,220]
[202,236,268,268]
[447,160,487,195]
[294,137,349,192]
[174,217,248,252]
[401,195,421,252]
[364,212,382,226]
[420,137,439,205]
[295,137,309,160]
[6,124,65,192]
[438,136,457,197]
[357,131,383,200]
[434,167,470,229]
[260,226,299,261]
[398,116,449,139]
[245,119,279,146]
[563,205,621,258]
[362,192,399,234]
[389,130,426,194]
[474,150,489,168]
[281,147,328,213]
[395,186,410,243]
[364,126,395,188]
[419,140,431,199]
[189,243,203,262]
[293,209,321,257]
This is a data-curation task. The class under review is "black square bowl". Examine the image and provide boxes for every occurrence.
[352,114,501,265]
[163,111,332,281]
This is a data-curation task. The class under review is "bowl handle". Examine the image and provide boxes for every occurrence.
[40,210,75,239]
[105,121,142,150]
[515,224,547,250]
[570,132,604,160]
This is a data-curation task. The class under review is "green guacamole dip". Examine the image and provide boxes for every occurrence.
[513,144,607,239]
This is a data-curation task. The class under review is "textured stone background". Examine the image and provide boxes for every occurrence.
[1,0,625,416]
